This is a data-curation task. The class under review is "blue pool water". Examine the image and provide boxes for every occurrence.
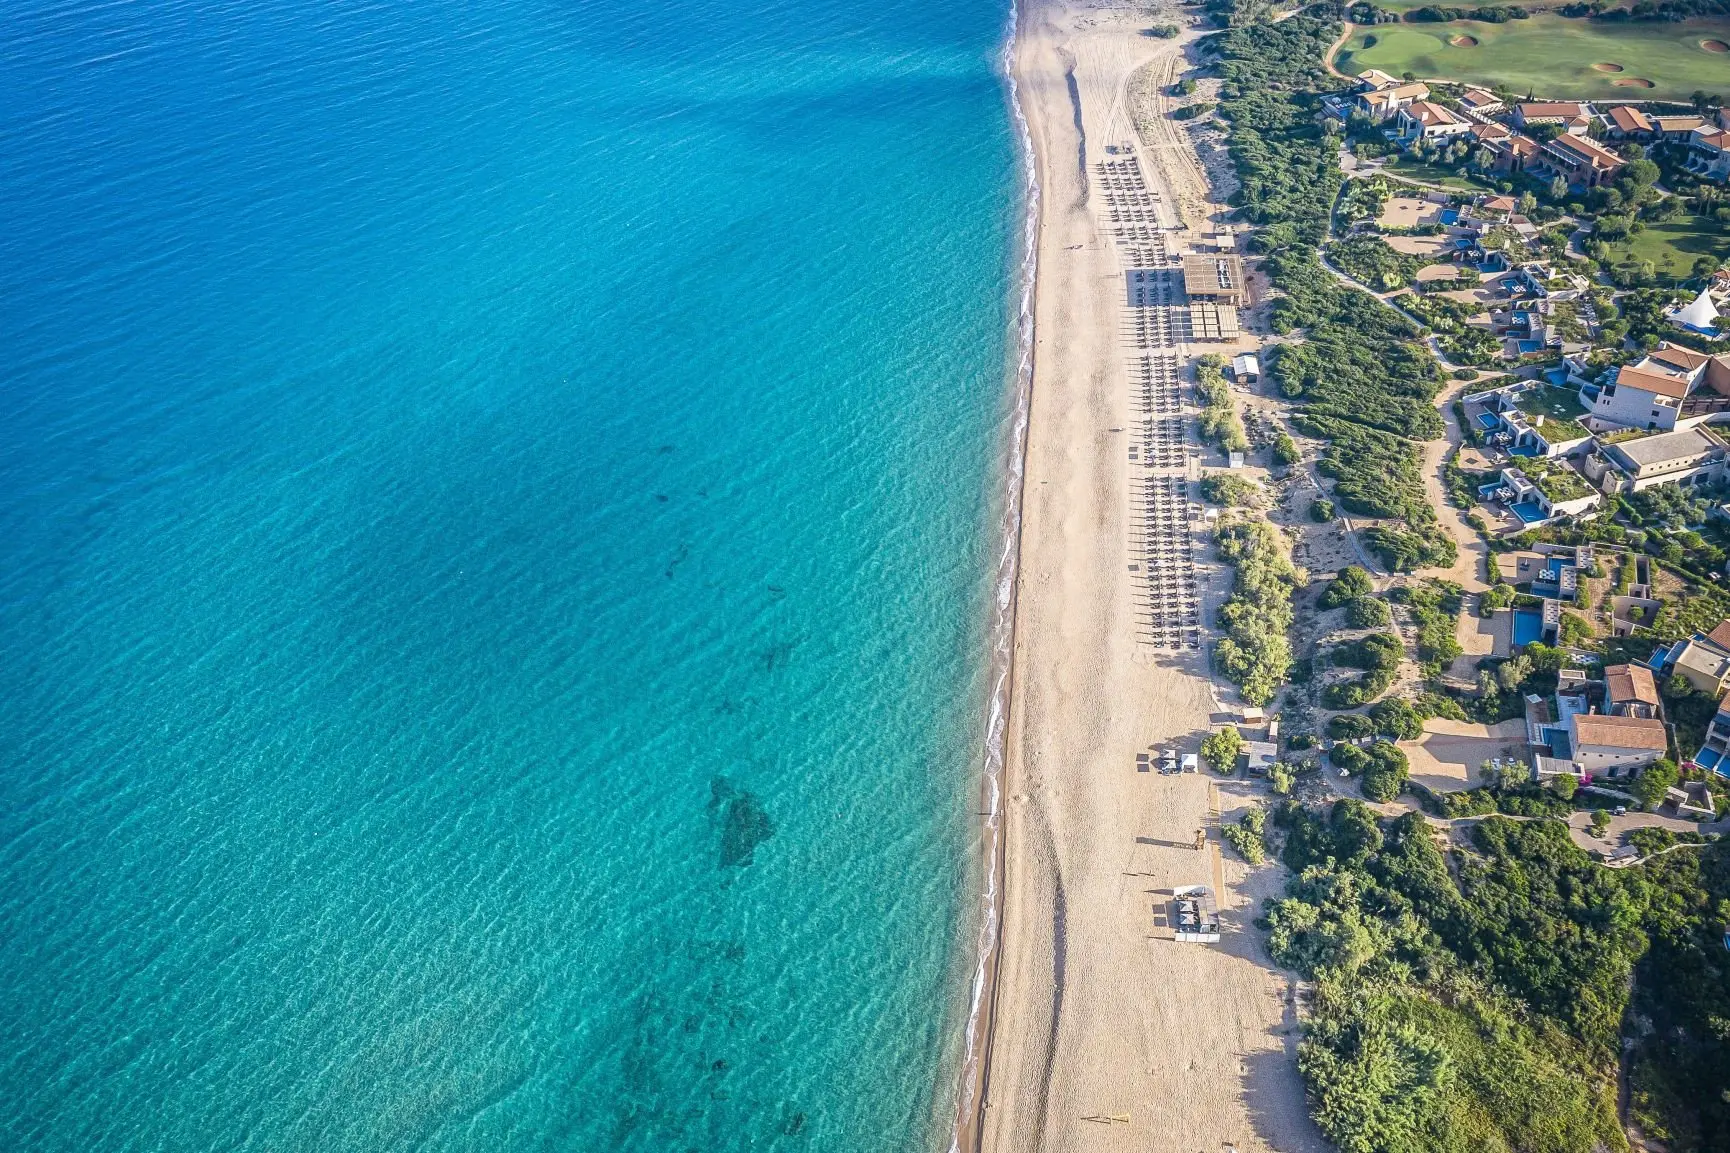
[1510,500,1547,521]
[1477,412,1501,430]
[0,0,1021,1148]
[1513,609,1545,646]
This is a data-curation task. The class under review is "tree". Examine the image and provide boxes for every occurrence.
[1496,653,1533,693]
[1633,758,1680,810]
[1203,726,1244,775]
[1360,742,1410,802]
[1311,497,1336,523]
[1587,809,1610,838]
[1517,191,1537,216]
[1624,158,1659,189]
[1346,596,1390,629]
[1479,583,1515,615]
[1548,175,1569,202]
[1321,566,1374,609]
[1269,762,1296,796]
[1550,773,1577,801]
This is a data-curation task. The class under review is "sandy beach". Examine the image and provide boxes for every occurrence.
[960,3,1330,1151]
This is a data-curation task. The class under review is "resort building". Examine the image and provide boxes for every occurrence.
[1581,344,1730,432]
[1603,105,1654,139]
[1688,688,1730,777]
[1654,114,1708,141]
[1685,125,1730,183]
[1604,662,1660,720]
[1654,620,1730,697]
[1587,359,1690,431]
[1584,425,1730,494]
[1584,341,1730,431]
[1478,464,1600,527]
[1479,130,1541,176]
[1536,133,1626,190]
[1466,379,1593,457]
[1356,81,1430,122]
[1229,353,1259,383]
[1180,254,1248,307]
[1395,100,1472,144]
[1530,697,1668,781]
[1514,101,1593,135]
[1458,87,1503,117]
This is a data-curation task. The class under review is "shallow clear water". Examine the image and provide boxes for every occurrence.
[0,0,1019,1147]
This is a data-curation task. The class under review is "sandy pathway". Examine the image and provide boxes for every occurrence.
[974,5,1326,1152]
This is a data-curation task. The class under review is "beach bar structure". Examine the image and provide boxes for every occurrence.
[1169,885,1221,943]
[1181,254,1249,308]
[1188,302,1240,342]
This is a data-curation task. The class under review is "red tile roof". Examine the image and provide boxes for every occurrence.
[1573,713,1668,751]
[1615,363,1692,400]
[1605,663,1659,705]
[1607,106,1653,134]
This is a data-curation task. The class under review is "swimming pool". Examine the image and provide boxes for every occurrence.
[1476,412,1501,430]
[1510,501,1546,523]
[1513,608,1544,647]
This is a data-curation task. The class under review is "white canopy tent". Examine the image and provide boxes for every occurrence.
[1671,286,1720,332]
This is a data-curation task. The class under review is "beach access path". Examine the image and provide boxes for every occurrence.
[971,4,1328,1152]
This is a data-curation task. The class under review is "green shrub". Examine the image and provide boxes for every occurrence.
[1329,713,1376,741]
[1370,698,1424,742]
[1320,566,1374,609]
[1203,726,1244,774]
[1201,473,1262,507]
[1345,596,1390,629]
[1359,742,1409,802]
[1311,497,1336,522]
[1214,518,1303,705]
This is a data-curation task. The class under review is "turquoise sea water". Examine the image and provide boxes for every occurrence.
[0,0,1020,1148]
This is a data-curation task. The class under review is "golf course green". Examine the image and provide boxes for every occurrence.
[1334,15,1730,102]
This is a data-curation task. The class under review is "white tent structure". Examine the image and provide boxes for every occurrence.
[1671,286,1721,333]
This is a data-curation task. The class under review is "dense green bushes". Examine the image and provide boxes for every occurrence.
[1301,417,1433,521]
[1328,739,1409,800]
[1363,525,1458,572]
[1628,841,1730,1151]
[1200,473,1261,507]
[1222,805,1271,863]
[1390,580,1464,673]
[1214,517,1303,705]
[1264,807,1639,1153]
[1345,595,1390,629]
[1196,356,1249,454]
[1326,235,1422,292]
[1319,565,1374,609]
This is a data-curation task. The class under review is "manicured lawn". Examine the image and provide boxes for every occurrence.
[1381,156,1498,193]
[1598,215,1730,281]
[1334,16,1730,102]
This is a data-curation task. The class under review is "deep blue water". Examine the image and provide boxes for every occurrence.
[0,0,1020,1147]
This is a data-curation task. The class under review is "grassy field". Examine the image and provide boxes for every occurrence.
[1380,155,1499,192]
[1598,215,1730,280]
[1334,16,1730,102]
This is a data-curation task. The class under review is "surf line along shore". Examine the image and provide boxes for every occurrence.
[950,1,1323,1151]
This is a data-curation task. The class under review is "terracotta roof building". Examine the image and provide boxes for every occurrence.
[1605,663,1659,717]
[1605,105,1654,137]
